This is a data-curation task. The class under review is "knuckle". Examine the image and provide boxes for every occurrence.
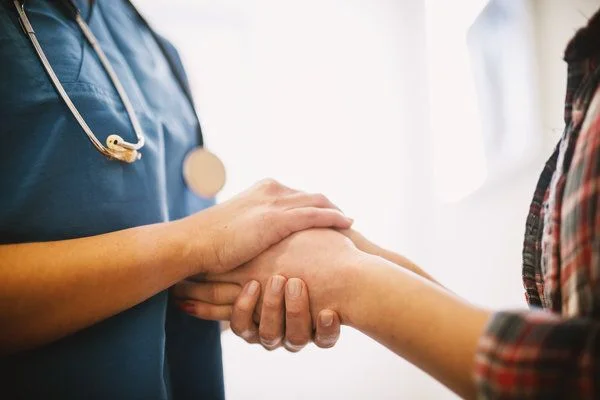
[313,193,329,206]
[304,208,320,220]
[207,284,221,303]
[285,307,305,320]
[260,178,281,193]
[261,178,278,186]
[234,299,254,313]
[262,297,282,311]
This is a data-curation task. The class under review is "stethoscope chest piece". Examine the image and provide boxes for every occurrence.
[183,147,226,198]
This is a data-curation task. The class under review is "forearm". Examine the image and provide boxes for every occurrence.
[0,221,195,355]
[346,256,490,399]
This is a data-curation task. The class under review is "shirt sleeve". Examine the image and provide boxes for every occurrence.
[474,311,600,399]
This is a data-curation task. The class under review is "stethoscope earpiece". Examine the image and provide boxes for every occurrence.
[13,0,146,164]
[106,134,141,163]
[107,134,123,147]
[14,0,225,195]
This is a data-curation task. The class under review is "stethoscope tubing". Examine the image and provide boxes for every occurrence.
[11,0,198,163]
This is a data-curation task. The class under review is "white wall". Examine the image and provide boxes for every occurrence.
[136,1,599,399]
[533,0,600,142]
[436,0,600,309]
[429,0,600,365]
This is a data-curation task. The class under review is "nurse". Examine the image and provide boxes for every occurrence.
[0,1,348,398]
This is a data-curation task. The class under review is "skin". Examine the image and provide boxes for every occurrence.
[171,276,341,351]
[205,229,491,400]
[340,229,440,285]
[177,229,433,351]
[0,179,353,355]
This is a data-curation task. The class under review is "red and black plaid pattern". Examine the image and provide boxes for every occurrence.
[474,17,600,399]
[475,311,600,399]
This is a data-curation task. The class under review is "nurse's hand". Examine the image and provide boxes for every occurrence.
[171,278,341,351]
[339,229,440,286]
[176,179,353,275]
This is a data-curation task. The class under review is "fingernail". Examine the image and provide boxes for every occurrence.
[270,276,285,293]
[260,337,282,349]
[178,301,196,315]
[315,335,337,348]
[283,339,305,352]
[247,281,259,295]
[287,279,302,298]
[320,311,334,327]
[240,329,256,341]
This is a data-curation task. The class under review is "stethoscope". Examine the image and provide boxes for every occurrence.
[12,0,226,198]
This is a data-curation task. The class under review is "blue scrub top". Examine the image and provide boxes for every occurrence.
[0,1,224,398]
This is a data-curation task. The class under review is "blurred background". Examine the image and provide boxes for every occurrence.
[137,0,598,398]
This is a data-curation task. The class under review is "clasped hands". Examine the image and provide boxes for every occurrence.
[169,179,378,352]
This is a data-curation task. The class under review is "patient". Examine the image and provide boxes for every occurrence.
[208,229,486,399]
[176,8,600,400]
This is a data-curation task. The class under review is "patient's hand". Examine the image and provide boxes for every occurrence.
[171,276,341,351]
[206,229,367,325]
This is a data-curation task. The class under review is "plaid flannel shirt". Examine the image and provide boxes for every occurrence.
[474,14,600,400]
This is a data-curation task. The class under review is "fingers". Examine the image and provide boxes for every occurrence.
[171,276,241,321]
[286,207,353,231]
[338,229,377,254]
[230,280,261,344]
[258,276,287,350]
[171,280,242,305]
[283,278,312,352]
[257,180,352,230]
[314,310,341,349]
[176,300,233,321]
[278,192,341,211]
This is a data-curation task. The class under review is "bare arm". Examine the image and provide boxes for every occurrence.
[212,221,600,399]
[208,229,488,399]
[339,230,488,397]
[0,180,352,355]
[346,257,489,400]
[0,222,191,355]
[347,255,600,400]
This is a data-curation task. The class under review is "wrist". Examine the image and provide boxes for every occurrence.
[337,252,391,327]
[165,218,212,276]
